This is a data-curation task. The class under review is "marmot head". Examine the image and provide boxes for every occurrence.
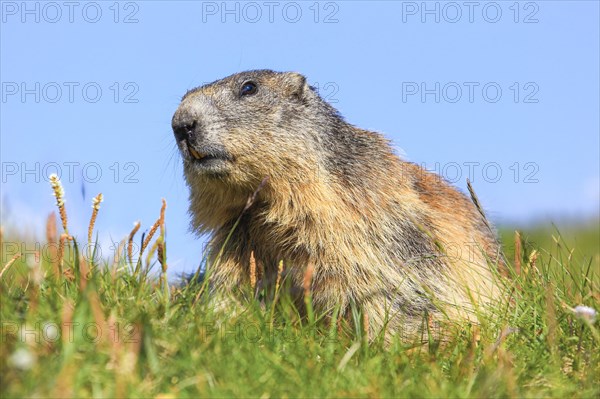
[172,70,347,231]
[172,70,339,190]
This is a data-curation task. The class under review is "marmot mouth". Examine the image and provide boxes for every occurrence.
[186,143,231,167]
[188,147,205,160]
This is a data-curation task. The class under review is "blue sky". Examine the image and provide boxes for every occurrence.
[1,1,599,277]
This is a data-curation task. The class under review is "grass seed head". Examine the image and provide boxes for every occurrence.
[49,174,68,233]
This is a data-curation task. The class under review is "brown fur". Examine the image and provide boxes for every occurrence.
[172,70,503,340]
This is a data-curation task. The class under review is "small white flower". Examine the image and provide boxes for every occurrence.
[9,348,36,370]
[573,305,597,323]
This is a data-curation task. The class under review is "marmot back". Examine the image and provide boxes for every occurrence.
[172,69,503,340]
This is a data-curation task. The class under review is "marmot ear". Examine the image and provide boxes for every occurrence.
[284,72,310,101]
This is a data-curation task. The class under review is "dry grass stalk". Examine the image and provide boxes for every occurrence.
[159,198,167,237]
[46,212,57,244]
[545,283,557,352]
[485,326,518,359]
[268,259,286,330]
[363,311,370,340]
[107,313,125,397]
[145,238,160,268]
[140,219,160,260]
[249,251,257,291]
[87,193,103,251]
[57,233,73,280]
[157,240,167,273]
[514,231,522,276]
[128,221,141,265]
[109,238,127,285]
[467,178,492,232]
[303,262,315,299]
[112,237,127,266]
[257,257,264,283]
[46,213,59,277]
[427,313,436,340]
[158,199,168,275]
[528,250,538,272]
[61,299,75,345]
[49,174,69,234]
[107,314,120,368]
[243,176,269,212]
[140,201,166,261]
[87,290,107,345]
[275,259,284,293]
[79,256,89,292]
[113,238,127,265]
[0,252,22,280]
[62,268,75,282]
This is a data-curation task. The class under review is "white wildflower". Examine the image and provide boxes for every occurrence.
[9,347,36,370]
[573,305,597,323]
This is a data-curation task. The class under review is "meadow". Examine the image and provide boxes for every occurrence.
[1,176,598,398]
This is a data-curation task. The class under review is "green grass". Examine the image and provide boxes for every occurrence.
[1,202,598,397]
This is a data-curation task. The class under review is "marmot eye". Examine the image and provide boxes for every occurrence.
[240,81,258,97]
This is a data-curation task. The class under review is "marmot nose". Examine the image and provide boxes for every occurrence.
[172,119,197,142]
